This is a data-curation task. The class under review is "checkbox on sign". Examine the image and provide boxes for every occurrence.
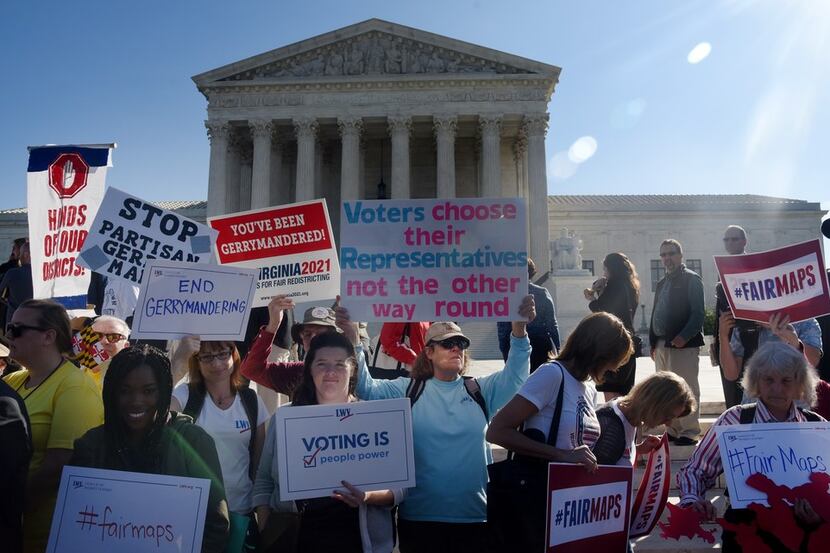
[303,448,321,468]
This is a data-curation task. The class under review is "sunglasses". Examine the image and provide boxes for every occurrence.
[433,337,470,351]
[197,350,233,363]
[100,333,126,343]
[5,323,47,338]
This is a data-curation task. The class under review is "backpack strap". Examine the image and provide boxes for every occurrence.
[797,407,822,422]
[462,376,489,420]
[183,382,207,421]
[238,386,259,480]
[739,403,757,424]
[546,363,566,447]
[405,378,426,408]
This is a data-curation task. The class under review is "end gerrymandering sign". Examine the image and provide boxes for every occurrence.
[78,187,218,286]
[714,239,830,324]
[340,198,528,322]
[208,200,340,307]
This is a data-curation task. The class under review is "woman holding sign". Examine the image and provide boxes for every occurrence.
[70,345,230,553]
[253,331,403,553]
[678,341,825,551]
[346,295,535,553]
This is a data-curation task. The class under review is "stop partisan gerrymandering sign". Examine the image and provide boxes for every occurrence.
[714,239,830,324]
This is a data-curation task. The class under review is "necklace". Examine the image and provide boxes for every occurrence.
[16,358,64,401]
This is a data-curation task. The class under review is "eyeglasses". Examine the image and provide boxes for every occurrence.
[659,251,680,258]
[101,333,126,343]
[5,323,47,338]
[197,350,232,363]
[433,337,470,351]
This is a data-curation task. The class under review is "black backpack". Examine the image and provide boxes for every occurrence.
[183,382,259,480]
[405,376,488,420]
[592,404,628,465]
[739,402,821,424]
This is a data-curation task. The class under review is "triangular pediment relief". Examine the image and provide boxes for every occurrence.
[193,19,560,86]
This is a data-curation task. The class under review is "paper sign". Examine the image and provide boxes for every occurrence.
[546,463,632,553]
[208,200,340,307]
[78,187,218,285]
[629,434,671,538]
[714,240,830,324]
[47,465,209,553]
[340,198,528,322]
[131,260,257,341]
[27,145,112,308]
[275,398,415,500]
[716,421,830,508]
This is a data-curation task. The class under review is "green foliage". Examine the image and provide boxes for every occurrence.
[703,308,717,336]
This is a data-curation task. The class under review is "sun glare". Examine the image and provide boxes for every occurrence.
[687,42,712,64]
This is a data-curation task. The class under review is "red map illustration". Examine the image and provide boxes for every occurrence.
[657,502,716,543]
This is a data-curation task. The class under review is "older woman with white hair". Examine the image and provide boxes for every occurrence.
[677,340,825,551]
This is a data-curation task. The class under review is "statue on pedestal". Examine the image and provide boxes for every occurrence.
[552,228,583,272]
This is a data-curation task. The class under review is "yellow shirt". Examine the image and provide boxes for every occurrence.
[4,360,104,553]
[82,359,110,391]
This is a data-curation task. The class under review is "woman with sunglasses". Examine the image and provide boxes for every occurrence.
[345,295,535,553]
[2,299,103,553]
[170,340,268,552]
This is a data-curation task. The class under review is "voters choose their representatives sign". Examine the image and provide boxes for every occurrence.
[546,463,632,553]
[131,260,257,341]
[716,421,830,509]
[340,198,528,322]
[208,199,340,307]
[47,466,210,553]
[78,187,218,286]
[275,398,416,501]
[714,239,830,324]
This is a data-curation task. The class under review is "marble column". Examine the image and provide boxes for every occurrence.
[239,146,253,212]
[514,130,530,241]
[205,120,230,217]
[294,117,318,202]
[269,132,284,206]
[433,115,457,198]
[338,117,363,201]
[524,113,551,272]
[479,114,503,198]
[225,133,241,214]
[388,116,411,199]
[358,138,367,199]
[250,119,273,209]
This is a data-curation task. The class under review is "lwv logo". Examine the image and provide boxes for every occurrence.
[49,153,89,198]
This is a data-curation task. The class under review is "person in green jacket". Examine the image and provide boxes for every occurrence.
[71,345,230,553]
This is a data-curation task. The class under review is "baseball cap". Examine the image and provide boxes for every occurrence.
[425,322,470,345]
[291,307,339,341]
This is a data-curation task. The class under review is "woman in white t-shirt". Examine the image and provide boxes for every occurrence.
[593,372,696,467]
[170,340,268,544]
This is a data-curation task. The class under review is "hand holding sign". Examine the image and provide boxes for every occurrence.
[265,294,296,334]
[334,296,360,347]
[511,294,536,337]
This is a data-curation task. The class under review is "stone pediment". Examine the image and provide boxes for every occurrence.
[193,19,560,87]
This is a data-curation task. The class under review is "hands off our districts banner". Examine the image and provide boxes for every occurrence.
[714,239,830,324]
[27,145,113,309]
[628,434,671,538]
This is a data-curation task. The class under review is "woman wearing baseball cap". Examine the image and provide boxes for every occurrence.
[341,294,535,553]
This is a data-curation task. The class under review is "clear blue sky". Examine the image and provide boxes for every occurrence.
[1,0,828,218]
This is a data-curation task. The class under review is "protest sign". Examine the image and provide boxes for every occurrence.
[27,145,113,309]
[716,421,830,508]
[275,398,415,501]
[131,260,257,341]
[629,434,671,538]
[546,463,632,553]
[340,198,527,322]
[47,465,209,553]
[208,200,340,307]
[714,240,830,324]
[78,187,217,286]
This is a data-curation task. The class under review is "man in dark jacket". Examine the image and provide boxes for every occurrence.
[0,377,31,553]
[0,242,33,327]
[650,239,704,445]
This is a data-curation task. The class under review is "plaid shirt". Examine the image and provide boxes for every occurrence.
[677,401,824,504]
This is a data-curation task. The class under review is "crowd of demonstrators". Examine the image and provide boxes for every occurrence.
[486,311,633,551]
[349,296,535,553]
[1,299,103,553]
[254,332,403,553]
[70,345,230,552]
[583,252,642,400]
[170,339,268,550]
[649,238,705,446]
[0,241,33,328]
[0,377,31,553]
[498,258,560,373]
[678,341,826,550]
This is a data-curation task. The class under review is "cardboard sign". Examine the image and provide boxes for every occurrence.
[208,200,340,307]
[629,434,671,538]
[275,398,415,500]
[716,421,830,508]
[714,240,830,324]
[546,463,632,553]
[78,187,218,285]
[340,198,528,321]
[47,465,210,553]
[131,260,257,341]
[27,145,112,308]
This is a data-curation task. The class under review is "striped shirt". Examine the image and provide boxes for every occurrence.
[677,401,825,504]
